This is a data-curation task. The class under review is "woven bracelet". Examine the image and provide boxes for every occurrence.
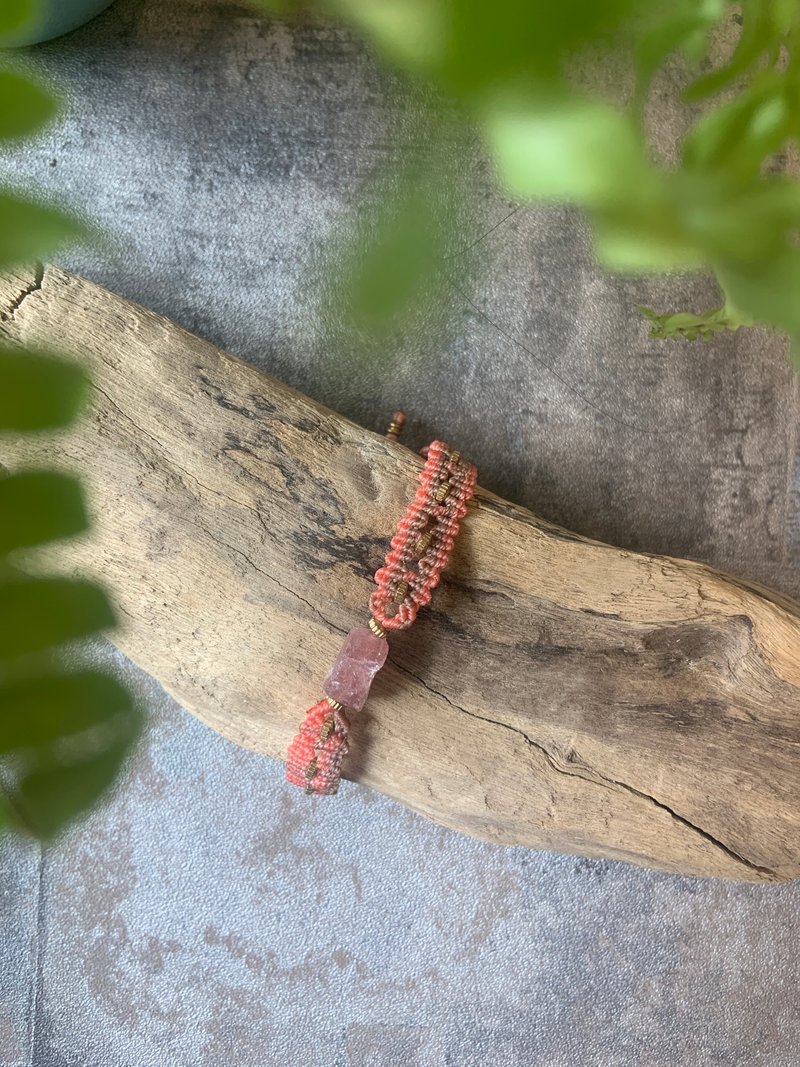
[286,412,478,796]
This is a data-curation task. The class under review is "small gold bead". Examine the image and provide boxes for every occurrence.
[325,696,343,712]
[385,409,406,440]
[414,530,434,556]
[394,580,409,603]
[305,758,318,778]
[449,451,461,466]
[320,720,333,742]
[435,482,451,503]
[368,617,386,639]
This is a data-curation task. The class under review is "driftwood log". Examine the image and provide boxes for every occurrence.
[2,264,800,882]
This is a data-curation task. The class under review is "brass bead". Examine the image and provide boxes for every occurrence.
[305,757,318,778]
[320,720,334,743]
[385,409,406,440]
[368,617,386,639]
[435,482,451,503]
[449,451,461,466]
[325,696,343,712]
[414,530,434,556]
[394,580,409,603]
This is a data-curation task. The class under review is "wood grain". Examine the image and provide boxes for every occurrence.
[2,263,800,881]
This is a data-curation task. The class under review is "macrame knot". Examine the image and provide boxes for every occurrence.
[285,699,351,796]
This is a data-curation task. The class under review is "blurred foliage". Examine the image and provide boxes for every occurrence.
[0,0,141,840]
[254,0,800,362]
[0,0,37,46]
[315,110,481,361]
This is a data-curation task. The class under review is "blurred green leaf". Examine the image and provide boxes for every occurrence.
[12,732,138,839]
[320,113,475,350]
[678,177,800,263]
[342,183,446,333]
[685,3,775,100]
[0,193,86,270]
[0,578,116,661]
[716,247,800,341]
[0,669,132,753]
[0,69,57,141]
[683,75,791,179]
[592,215,704,271]
[0,471,87,554]
[0,349,87,430]
[0,0,35,39]
[483,96,652,205]
[329,0,445,69]
[0,5,141,842]
[634,15,712,104]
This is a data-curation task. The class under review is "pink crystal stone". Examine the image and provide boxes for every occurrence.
[323,627,389,711]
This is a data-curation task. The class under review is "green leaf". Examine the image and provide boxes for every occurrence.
[592,221,704,271]
[0,192,86,270]
[634,15,709,102]
[637,302,755,341]
[320,113,474,349]
[0,670,132,753]
[0,0,36,39]
[683,76,790,179]
[483,97,653,206]
[320,0,643,97]
[0,471,87,554]
[12,732,138,839]
[679,177,800,263]
[716,247,800,339]
[0,578,116,661]
[327,0,446,69]
[343,185,445,332]
[0,349,87,430]
[0,70,57,141]
[685,3,774,100]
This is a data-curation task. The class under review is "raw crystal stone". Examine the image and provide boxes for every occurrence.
[323,627,389,711]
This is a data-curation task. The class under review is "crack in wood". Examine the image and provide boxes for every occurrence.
[394,661,777,880]
[0,262,43,323]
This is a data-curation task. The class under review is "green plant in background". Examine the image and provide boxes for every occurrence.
[255,0,800,362]
[0,0,141,839]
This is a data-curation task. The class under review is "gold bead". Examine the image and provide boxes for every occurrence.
[449,451,461,466]
[414,530,434,556]
[325,696,343,712]
[305,758,318,778]
[435,482,451,503]
[385,409,406,440]
[394,580,409,603]
[320,720,333,742]
[368,617,386,639]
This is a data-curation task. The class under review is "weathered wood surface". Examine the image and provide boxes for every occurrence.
[2,263,800,882]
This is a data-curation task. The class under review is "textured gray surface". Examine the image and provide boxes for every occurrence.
[2,1,800,1064]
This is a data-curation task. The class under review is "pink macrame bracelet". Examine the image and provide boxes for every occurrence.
[286,413,477,796]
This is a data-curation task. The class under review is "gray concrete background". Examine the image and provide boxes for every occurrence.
[1,1,800,1064]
